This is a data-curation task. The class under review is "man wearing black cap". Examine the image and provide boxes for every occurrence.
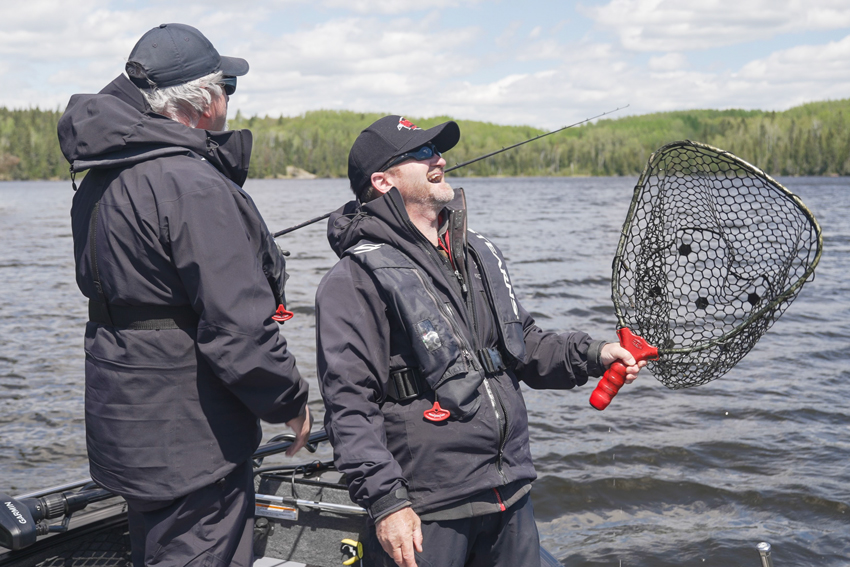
[57,24,310,567]
[315,116,642,567]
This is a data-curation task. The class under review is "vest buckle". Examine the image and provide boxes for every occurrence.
[385,368,426,402]
[477,347,506,374]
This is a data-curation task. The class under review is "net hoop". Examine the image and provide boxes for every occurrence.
[611,140,823,387]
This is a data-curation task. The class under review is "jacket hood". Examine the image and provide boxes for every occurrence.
[57,74,253,187]
[327,188,466,259]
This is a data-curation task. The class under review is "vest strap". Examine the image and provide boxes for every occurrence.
[88,300,199,330]
[385,367,428,402]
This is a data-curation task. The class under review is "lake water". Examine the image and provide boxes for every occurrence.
[0,176,847,566]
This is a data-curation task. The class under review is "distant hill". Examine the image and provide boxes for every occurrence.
[4,99,850,181]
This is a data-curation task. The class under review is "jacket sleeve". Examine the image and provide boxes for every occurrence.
[511,298,607,390]
[164,168,308,424]
[315,259,411,519]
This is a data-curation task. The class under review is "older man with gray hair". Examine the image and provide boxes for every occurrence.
[57,23,310,567]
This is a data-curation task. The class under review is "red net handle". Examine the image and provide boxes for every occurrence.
[589,328,658,411]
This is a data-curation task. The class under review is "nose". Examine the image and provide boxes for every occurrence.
[434,154,446,167]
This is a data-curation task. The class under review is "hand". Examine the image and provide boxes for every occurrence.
[375,506,423,567]
[600,343,646,384]
[284,405,312,457]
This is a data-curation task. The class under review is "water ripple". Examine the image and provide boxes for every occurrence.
[1,177,848,565]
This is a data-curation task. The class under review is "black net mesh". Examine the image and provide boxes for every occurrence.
[613,141,822,389]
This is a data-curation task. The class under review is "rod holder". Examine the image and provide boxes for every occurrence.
[757,542,774,567]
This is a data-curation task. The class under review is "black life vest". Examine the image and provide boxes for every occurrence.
[345,232,526,418]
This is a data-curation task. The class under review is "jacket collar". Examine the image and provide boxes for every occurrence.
[58,75,253,187]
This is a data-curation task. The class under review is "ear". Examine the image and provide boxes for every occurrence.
[370,171,394,196]
[200,97,215,119]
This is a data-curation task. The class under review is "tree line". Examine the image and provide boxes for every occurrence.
[3,99,850,181]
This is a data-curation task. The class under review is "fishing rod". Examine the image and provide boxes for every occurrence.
[443,105,628,173]
[272,105,628,238]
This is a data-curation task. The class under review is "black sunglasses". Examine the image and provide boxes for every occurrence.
[220,76,237,96]
[380,143,441,171]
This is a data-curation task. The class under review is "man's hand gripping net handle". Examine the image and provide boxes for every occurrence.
[589,328,658,411]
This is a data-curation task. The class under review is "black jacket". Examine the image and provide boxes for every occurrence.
[57,75,308,500]
[315,188,605,519]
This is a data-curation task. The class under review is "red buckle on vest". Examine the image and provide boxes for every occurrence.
[272,305,294,322]
[423,402,450,422]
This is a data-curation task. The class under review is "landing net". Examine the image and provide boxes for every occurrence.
[613,141,822,389]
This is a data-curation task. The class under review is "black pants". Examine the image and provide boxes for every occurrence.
[364,493,541,567]
[125,461,254,567]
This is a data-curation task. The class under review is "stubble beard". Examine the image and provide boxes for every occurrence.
[406,178,454,214]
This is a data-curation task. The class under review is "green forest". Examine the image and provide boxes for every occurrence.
[3,98,850,181]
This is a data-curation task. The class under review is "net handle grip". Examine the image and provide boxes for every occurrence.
[589,328,658,411]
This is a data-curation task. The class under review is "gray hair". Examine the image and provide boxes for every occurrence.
[136,71,224,127]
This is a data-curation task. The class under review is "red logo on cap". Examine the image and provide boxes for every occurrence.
[397,117,422,131]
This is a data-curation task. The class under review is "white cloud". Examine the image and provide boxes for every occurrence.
[495,20,523,47]
[649,52,687,71]
[408,30,850,129]
[584,0,850,51]
[729,34,850,108]
[0,1,848,130]
[515,37,615,62]
[738,34,850,82]
[321,0,479,15]
[233,15,481,118]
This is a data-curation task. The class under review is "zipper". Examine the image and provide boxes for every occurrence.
[439,235,468,294]
[387,196,507,473]
[453,268,468,294]
[387,195,476,354]
[482,377,508,483]
[444,207,484,366]
[390,196,466,299]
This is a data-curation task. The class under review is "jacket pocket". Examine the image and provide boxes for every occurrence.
[382,390,502,509]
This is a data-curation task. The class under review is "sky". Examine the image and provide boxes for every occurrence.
[3,0,850,129]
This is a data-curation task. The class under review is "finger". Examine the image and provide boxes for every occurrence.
[625,366,642,383]
[287,430,308,456]
[391,545,405,567]
[400,540,418,567]
[377,533,395,558]
[611,346,636,367]
[285,436,305,457]
[413,521,423,553]
[285,413,310,456]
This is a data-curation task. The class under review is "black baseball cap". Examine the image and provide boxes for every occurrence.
[125,23,249,90]
[348,115,460,198]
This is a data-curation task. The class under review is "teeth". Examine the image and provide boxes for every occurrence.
[428,171,442,183]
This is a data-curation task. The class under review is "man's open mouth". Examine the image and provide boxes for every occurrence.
[427,170,443,183]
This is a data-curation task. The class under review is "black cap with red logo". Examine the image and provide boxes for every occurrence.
[348,115,460,198]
